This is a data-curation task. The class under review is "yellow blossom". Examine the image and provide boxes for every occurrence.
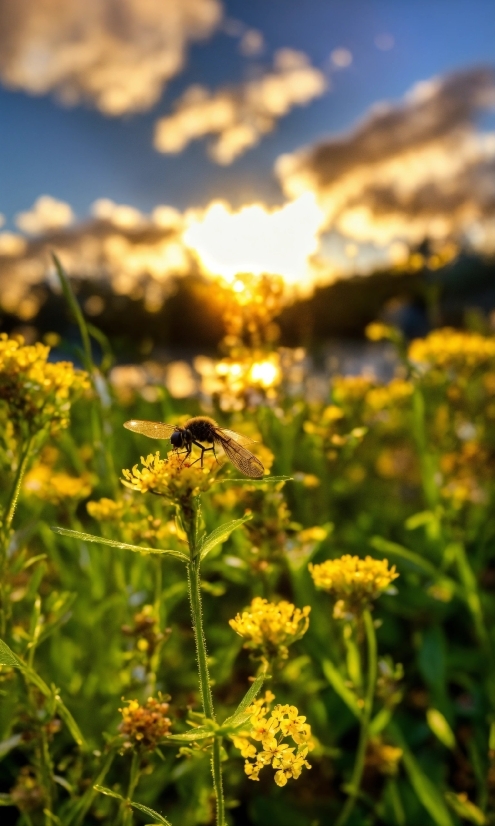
[119,696,171,751]
[0,334,89,435]
[365,322,395,342]
[231,695,313,787]
[366,737,403,775]
[409,328,495,373]
[229,597,310,659]
[121,450,218,500]
[24,463,92,504]
[309,555,398,617]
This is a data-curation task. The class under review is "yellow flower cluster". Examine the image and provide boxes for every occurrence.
[409,328,495,373]
[365,322,395,342]
[332,375,374,405]
[87,496,179,546]
[24,463,92,504]
[121,451,218,500]
[366,379,413,411]
[231,692,313,787]
[229,597,310,660]
[119,696,171,751]
[309,555,398,617]
[0,334,89,435]
[366,737,403,775]
[87,497,126,521]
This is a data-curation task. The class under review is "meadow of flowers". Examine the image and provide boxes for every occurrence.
[1,266,495,825]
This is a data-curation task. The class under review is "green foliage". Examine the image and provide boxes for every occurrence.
[2,317,495,824]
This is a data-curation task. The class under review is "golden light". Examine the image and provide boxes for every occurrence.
[182,193,324,291]
[249,359,281,388]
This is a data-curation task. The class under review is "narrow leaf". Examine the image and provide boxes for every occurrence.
[51,527,188,562]
[0,734,22,758]
[94,786,172,823]
[127,801,172,825]
[427,708,456,750]
[0,639,22,670]
[223,671,266,728]
[445,792,486,825]
[389,723,454,826]
[200,515,252,561]
[56,701,85,748]
[167,726,214,742]
[52,253,93,371]
[370,536,440,576]
[94,785,124,801]
[321,659,361,719]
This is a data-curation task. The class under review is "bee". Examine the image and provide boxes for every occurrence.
[123,416,264,479]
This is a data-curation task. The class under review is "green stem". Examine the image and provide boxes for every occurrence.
[0,436,33,636]
[335,609,377,826]
[187,556,226,826]
[3,436,33,537]
[122,752,141,826]
[70,751,115,826]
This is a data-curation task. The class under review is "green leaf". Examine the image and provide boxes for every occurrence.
[370,536,440,576]
[222,671,266,729]
[94,785,123,801]
[0,733,22,758]
[167,725,215,742]
[56,701,85,748]
[94,786,172,824]
[427,709,456,750]
[321,659,361,719]
[52,253,93,372]
[0,639,85,748]
[128,801,172,824]
[199,515,252,561]
[389,723,454,826]
[51,527,188,562]
[445,792,486,824]
[0,639,22,670]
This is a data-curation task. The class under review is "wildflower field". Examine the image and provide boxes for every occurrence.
[1,269,495,826]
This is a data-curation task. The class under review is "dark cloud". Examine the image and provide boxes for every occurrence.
[277,67,495,246]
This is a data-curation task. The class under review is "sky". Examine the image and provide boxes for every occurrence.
[0,0,495,318]
[1,0,494,220]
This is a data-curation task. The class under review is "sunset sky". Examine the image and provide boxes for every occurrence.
[0,0,495,315]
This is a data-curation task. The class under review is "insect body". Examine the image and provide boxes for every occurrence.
[123,416,264,479]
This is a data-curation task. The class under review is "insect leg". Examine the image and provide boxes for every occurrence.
[191,440,214,469]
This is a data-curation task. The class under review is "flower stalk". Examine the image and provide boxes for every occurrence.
[187,525,226,826]
[335,609,377,826]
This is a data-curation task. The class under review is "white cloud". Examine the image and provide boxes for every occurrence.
[15,196,74,235]
[0,0,222,115]
[154,49,328,164]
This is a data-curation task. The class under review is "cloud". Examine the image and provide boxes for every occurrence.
[276,67,495,246]
[154,49,328,164]
[0,0,222,115]
[15,196,74,234]
[0,191,328,320]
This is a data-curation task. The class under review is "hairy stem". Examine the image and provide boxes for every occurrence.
[335,609,377,826]
[187,555,226,826]
[122,752,140,826]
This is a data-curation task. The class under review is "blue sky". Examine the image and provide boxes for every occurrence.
[1,0,495,228]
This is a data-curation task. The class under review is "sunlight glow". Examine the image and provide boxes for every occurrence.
[182,194,324,290]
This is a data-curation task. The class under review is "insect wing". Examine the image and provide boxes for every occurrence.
[216,427,257,445]
[216,434,264,478]
[123,420,176,440]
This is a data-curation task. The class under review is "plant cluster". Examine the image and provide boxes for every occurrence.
[1,269,495,826]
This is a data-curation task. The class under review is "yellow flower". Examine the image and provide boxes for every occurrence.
[309,555,398,617]
[366,737,403,775]
[121,450,218,500]
[119,696,171,751]
[231,696,313,787]
[0,334,89,436]
[365,322,394,342]
[24,463,92,504]
[229,597,310,659]
[409,328,495,373]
